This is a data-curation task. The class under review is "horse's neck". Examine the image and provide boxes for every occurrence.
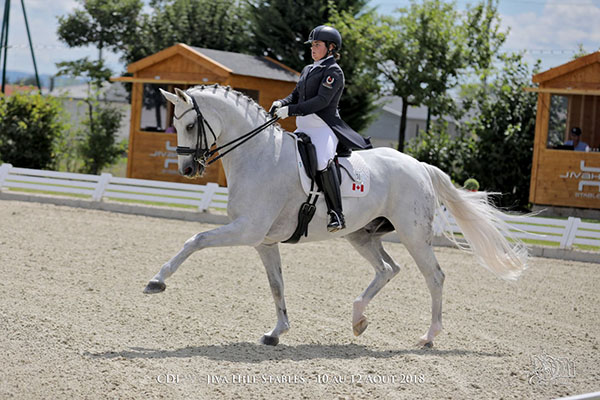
[195,89,291,185]
[216,111,286,183]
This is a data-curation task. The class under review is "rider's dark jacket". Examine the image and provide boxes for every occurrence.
[279,56,372,151]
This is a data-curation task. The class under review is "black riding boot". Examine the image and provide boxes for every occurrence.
[318,160,345,232]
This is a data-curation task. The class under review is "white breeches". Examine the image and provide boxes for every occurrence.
[295,114,338,170]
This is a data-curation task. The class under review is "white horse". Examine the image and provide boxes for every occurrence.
[144,85,528,347]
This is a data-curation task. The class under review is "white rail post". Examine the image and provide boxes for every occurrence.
[92,173,112,202]
[559,217,581,249]
[0,163,12,192]
[198,182,219,212]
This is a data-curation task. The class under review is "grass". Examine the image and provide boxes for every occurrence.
[8,187,91,199]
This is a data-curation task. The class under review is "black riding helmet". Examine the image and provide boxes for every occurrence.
[305,25,342,51]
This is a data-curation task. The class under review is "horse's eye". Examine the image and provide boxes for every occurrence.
[186,123,195,131]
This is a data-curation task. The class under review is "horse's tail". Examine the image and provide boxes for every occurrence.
[422,162,528,281]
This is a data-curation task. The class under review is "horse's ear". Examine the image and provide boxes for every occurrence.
[174,88,193,105]
[159,88,179,105]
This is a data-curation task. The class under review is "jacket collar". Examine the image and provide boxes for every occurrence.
[310,55,335,68]
[307,56,336,76]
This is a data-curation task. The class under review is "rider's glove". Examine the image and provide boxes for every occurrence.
[275,106,289,119]
[269,101,282,116]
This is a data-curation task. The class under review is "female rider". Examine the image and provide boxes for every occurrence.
[270,25,372,232]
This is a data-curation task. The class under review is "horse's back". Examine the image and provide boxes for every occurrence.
[358,147,434,197]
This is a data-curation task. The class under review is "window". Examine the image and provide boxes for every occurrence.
[547,94,600,151]
[140,84,168,132]
[140,84,189,133]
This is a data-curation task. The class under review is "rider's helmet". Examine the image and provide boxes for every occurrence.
[305,25,342,52]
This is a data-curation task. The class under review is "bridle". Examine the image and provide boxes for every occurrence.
[174,94,280,166]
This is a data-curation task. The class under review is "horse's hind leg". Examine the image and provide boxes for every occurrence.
[345,229,401,337]
[404,240,445,348]
[255,243,289,346]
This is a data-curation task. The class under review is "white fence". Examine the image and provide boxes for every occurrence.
[434,209,600,251]
[1,163,599,251]
[0,163,228,212]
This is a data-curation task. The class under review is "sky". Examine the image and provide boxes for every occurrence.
[1,0,600,79]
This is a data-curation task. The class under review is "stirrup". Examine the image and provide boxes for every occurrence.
[327,211,346,233]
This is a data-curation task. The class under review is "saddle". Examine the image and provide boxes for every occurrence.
[283,132,370,244]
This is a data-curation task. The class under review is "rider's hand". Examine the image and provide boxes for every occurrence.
[269,101,282,116]
[275,106,289,119]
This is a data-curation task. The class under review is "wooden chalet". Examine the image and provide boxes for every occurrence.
[112,43,299,186]
[528,51,600,216]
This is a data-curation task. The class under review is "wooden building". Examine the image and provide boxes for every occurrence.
[112,43,299,186]
[528,51,600,216]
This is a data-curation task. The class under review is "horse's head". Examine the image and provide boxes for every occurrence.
[160,88,222,178]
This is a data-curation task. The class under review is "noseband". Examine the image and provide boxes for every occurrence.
[174,92,280,166]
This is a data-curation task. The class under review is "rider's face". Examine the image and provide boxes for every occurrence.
[311,40,329,61]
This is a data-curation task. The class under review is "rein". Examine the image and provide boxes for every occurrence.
[175,95,280,166]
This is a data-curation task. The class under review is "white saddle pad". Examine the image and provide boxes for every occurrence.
[289,133,370,198]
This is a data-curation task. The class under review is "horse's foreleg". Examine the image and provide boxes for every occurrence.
[345,230,401,337]
[255,243,289,346]
[144,217,264,293]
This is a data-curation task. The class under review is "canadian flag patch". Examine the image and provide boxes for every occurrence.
[352,183,364,192]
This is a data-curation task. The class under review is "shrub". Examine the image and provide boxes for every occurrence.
[0,91,67,169]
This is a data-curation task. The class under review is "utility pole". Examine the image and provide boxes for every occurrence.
[0,0,41,93]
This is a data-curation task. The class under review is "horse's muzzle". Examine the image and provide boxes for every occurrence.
[179,158,204,178]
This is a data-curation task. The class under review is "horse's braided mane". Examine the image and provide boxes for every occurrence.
[188,84,283,133]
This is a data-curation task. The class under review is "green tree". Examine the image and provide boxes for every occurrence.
[55,59,125,175]
[247,0,367,72]
[0,91,67,169]
[247,0,375,132]
[405,122,475,185]
[57,0,136,174]
[463,0,506,78]
[123,0,252,64]
[328,6,381,131]
[57,0,143,61]
[464,53,539,210]
[376,0,466,151]
[362,0,506,151]
[406,52,539,210]
[79,103,125,175]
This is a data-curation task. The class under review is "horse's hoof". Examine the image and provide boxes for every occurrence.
[353,316,369,336]
[260,335,279,346]
[143,280,166,294]
[417,339,434,348]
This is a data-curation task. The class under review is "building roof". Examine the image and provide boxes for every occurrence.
[2,85,39,95]
[189,46,299,83]
[532,51,600,84]
[126,43,299,83]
